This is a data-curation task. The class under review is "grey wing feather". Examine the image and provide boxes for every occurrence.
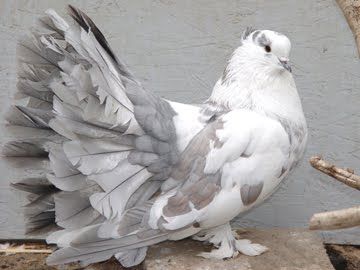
[152,119,225,230]
[125,180,162,209]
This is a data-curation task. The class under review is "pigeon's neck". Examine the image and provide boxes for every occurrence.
[206,58,305,125]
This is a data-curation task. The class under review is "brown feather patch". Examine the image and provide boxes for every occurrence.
[240,182,263,206]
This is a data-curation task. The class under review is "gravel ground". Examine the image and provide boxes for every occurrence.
[0,232,358,270]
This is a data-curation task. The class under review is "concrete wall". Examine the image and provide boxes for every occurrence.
[0,0,359,243]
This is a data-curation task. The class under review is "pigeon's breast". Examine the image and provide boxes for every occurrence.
[199,147,288,229]
[198,112,292,228]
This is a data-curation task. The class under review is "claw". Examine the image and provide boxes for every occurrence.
[197,249,238,260]
[192,234,212,241]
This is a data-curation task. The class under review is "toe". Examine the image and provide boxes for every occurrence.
[197,245,239,260]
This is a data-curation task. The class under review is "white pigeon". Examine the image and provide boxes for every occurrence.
[4,5,307,268]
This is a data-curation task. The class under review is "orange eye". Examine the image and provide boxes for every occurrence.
[265,45,271,53]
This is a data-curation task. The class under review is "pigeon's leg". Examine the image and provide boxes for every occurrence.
[193,223,268,259]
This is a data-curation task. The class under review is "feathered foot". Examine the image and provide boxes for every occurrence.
[193,223,268,259]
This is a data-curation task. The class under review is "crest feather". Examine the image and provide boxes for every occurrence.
[241,27,257,40]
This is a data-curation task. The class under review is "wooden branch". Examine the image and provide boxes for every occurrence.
[310,156,360,190]
[0,243,52,254]
[337,0,360,57]
[0,247,52,254]
[309,206,360,230]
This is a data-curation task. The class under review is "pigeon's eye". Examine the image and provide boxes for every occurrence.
[265,45,271,53]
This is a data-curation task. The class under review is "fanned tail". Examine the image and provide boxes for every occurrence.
[3,4,180,267]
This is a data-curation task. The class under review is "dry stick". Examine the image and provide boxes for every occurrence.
[309,206,360,230]
[309,156,360,190]
[309,156,360,230]
[0,243,53,254]
[337,0,360,57]
[0,248,52,254]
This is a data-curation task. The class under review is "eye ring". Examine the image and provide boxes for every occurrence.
[265,45,271,53]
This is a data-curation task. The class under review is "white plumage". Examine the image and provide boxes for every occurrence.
[5,6,307,267]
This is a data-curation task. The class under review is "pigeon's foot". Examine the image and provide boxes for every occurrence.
[194,223,268,260]
[198,242,238,259]
[234,239,268,256]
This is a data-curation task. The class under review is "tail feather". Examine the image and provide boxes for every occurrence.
[46,201,165,266]
[48,145,79,178]
[47,229,167,266]
[115,247,147,268]
[67,5,136,82]
[47,173,87,192]
[5,106,52,129]
[4,4,179,268]
[11,178,56,195]
[15,105,54,128]
[17,80,54,105]
[54,191,103,229]
[2,139,48,157]
[11,178,59,234]
[38,15,65,37]
[17,33,62,69]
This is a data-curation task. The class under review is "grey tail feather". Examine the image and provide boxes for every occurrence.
[67,4,137,83]
[11,178,60,234]
[15,105,54,129]
[48,247,148,267]
[2,139,48,157]
[4,18,60,234]
[115,247,148,268]
[54,191,104,230]
[5,106,54,129]
[47,228,168,266]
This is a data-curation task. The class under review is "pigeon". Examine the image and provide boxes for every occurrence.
[4,5,307,268]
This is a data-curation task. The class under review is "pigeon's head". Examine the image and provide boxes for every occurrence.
[210,28,299,111]
[238,29,292,74]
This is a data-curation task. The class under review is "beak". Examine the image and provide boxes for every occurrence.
[279,57,292,73]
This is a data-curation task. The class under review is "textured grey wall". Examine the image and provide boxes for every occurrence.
[0,0,359,243]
